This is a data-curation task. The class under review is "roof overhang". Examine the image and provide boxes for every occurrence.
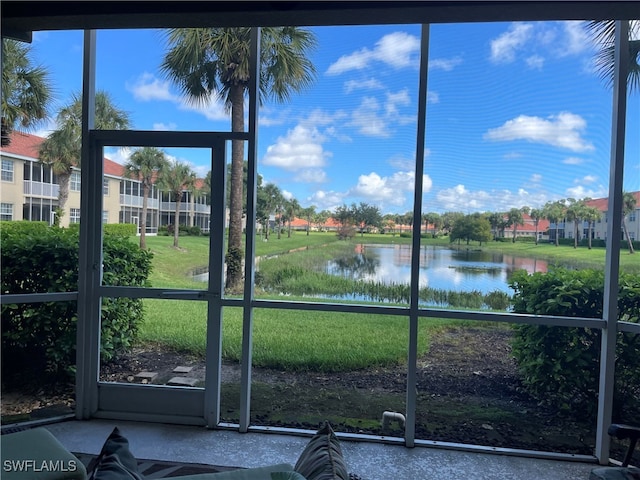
[2,1,639,42]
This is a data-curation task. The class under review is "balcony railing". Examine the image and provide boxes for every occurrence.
[23,180,59,198]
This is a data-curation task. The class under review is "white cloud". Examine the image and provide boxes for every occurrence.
[127,73,176,101]
[427,91,440,104]
[153,122,177,131]
[490,23,534,63]
[348,90,414,137]
[429,56,463,71]
[530,173,543,183]
[566,184,607,199]
[349,171,432,207]
[350,97,388,137]
[526,55,545,69]
[127,72,229,122]
[295,169,328,183]
[307,190,346,211]
[344,78,384,94]
[563,156,585,165]
[262,125,330,179]
[435,184,549,212]
[326,31,420,75]
[104,146,132,165]
[484,112,594,152]
[561,21,591,56]
[577,175,598,184]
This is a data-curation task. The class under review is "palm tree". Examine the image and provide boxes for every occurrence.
[1,39,53,146]
[124,147,168,249]
[586,20,640,92]
[38,91,129,224]
[582,205,602,250]
[160,27,317,291]
[507,208,525,243]
[564,198,586,249]
[543,200,566,247]
[284,198,301,238]
[529,208,543,245]
[160,160,196,248]
[300,206,316,236]
[622,192,637,254]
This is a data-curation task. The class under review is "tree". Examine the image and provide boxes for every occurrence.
[582,205,601,250]
[586,20,640,93]
[313,210,330,232]
[423,212,441,237]
[124,147,168,249]
[257,183,283,240]
[334,204,353,228]
[38,91,130,224]
[284,198,300,238]
[1,39,53,146]
[300,206,316,236]
[564,198,586,249]
[506,208,525,243]
[354,202,382,236]
[450,213,491,245]
[159,160,196,248]
[161,27,316,292]
[622,192,637,254]
[529,208,543,245]
[543,200,565,246]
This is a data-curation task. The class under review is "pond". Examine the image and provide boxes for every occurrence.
[325,244,549,295]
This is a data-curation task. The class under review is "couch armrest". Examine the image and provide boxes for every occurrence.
[1,428,87,480]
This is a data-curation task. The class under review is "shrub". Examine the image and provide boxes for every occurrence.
[105,223,137,237]
[509,267,640,420]
[1,224,152,385]
[336,226,356,240]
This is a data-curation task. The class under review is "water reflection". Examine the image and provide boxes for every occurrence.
[326,244,548,295]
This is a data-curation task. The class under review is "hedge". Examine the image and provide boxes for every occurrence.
[509,267,640,420]
[1,222,153,385]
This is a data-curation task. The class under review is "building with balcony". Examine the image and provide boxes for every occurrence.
[1,131,211,233]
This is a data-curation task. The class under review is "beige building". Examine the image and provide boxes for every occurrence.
[1,131,211,232]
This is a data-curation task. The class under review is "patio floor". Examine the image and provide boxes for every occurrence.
[44,419,599,480]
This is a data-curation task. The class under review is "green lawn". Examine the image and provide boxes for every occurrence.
[134,231,636,370]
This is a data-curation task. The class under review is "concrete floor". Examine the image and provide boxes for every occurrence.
[45,419,598,480]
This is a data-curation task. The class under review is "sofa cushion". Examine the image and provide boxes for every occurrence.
[590,467,640,480]
[169,463,299,480]
[87,427,143,480]
[294,423,349,480]
[1,427,87,480]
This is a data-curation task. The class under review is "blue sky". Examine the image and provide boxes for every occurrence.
[29,21,639,215]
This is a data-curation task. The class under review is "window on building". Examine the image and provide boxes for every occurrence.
[70,208,81,223]
[629,212,636,222]
[71,171,81,191]
[103,210,109,223]
[1,160,14,182]
[103,178,109,195]
[0,203,13,220]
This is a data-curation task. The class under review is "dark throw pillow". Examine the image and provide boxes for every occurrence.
[87,427,144,480]
[294,422,349,480]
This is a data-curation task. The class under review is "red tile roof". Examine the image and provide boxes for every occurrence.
[586,192,640,212]
[1,131,42,158]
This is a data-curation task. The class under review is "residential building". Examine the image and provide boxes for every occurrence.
[1,131,212,232]
[550,192,640,243]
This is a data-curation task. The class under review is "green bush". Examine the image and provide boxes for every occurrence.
[1,224,153,385]
[105,223,137,237]
[509,268,640,420]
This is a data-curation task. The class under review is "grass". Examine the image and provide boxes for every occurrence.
[134,231,637,370]
[141,296,462,371]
